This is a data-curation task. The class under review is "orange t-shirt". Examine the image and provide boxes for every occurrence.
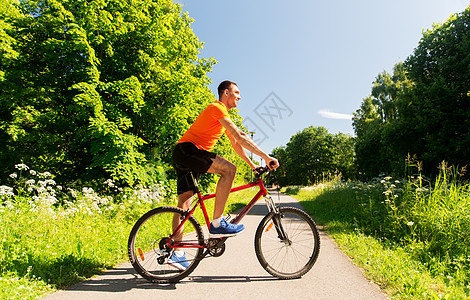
[178,101,230,150]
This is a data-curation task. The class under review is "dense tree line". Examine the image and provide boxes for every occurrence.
[271,126,355,186]
[353,7,470,180]
[0,0,249,187]
[273,6,469,185]
[2,0,468,188]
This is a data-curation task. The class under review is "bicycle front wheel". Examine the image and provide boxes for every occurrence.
[128,206,204,283]
[254,207,320,279]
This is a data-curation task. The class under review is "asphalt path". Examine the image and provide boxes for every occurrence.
[44,189,388,300]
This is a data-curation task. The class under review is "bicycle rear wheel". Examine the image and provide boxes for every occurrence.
[254,207,320,279]
[128,206,204,283]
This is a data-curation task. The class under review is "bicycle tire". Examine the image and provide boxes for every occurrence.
[254,207,320,279]
[128,206,204,283]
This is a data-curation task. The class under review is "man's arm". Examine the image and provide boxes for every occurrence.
[226,131,257,169]
[219,118,279,169]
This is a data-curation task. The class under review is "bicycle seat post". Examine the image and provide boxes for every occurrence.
[189,171,200,194]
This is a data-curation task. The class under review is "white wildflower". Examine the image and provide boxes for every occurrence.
[3,201,14,209]
[82,187,93,194]
[9,173,17,179]
[407,221,414,226]
[38,171,52,178]
[15,164,29,171]
[36,186,46,193]
[45,179,56,186]
[29,170,37,176]
[104,179,115,188]
[68,188,78,198]
[0,185,14,197]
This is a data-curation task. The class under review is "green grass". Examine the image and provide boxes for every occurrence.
[283,170,470,299]
[0,167,257,299]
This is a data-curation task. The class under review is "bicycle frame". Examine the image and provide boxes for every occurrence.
[167,177,269,249]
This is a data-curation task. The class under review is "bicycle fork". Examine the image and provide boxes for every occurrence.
[264,196,290,244]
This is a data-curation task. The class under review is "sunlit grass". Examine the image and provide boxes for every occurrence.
[283,168,470,299]
[0,164,257,299]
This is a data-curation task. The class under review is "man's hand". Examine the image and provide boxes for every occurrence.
[265,157,279,170]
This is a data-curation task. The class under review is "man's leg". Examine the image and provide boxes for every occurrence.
[206,155,237,220]
[168,191,193,269]
[172,190,193,244]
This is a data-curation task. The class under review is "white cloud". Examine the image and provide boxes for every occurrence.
[318,109,353,120]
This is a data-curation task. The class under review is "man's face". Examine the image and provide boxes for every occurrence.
[225,84,241,109]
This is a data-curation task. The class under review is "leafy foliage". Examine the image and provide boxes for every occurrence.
[272,126,355,186]
[404,9,470,176]
[0,0,246,187]
[352,63,413,178]
[353,6,470,179]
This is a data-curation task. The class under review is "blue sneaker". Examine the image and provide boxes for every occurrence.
[209,218,245,237]
[168,252,190,271]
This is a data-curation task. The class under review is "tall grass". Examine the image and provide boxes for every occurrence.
[284,165,470,298]
[0,164,255,299]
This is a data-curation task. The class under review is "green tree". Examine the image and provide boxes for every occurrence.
[273,126,355,186]
[354,6,470,179]
[0,0,22,169]
[331,132,356,179]
[353,63,412,179]
[271,145,288,186]
[0,0,246,187]
[403,7,470,176]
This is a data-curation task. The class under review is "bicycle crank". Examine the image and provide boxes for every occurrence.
[207,238,226,257]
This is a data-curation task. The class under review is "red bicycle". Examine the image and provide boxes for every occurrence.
[128,166,320,283]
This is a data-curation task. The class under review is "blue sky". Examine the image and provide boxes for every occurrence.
[179,0,469,159]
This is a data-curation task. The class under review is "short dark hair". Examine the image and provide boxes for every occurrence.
[217,80,238,98]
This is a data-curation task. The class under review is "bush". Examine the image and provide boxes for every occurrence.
[284,164,470,298]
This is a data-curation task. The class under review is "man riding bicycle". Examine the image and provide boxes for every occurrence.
[170,80,279,270]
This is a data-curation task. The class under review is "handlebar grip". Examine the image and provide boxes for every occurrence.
[269,161,276,167]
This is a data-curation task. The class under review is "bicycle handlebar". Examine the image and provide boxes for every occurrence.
[254,161,277,179]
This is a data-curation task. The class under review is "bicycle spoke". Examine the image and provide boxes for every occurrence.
[128,206,204,283]
[255,207,320,279]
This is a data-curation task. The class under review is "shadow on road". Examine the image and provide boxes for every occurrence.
[187,275,278,283]
[62,265,279,294]
[63,266,176,293]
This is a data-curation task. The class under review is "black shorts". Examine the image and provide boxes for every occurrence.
[172,142,216,195]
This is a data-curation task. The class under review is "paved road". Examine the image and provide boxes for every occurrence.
[44,190,388,300]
